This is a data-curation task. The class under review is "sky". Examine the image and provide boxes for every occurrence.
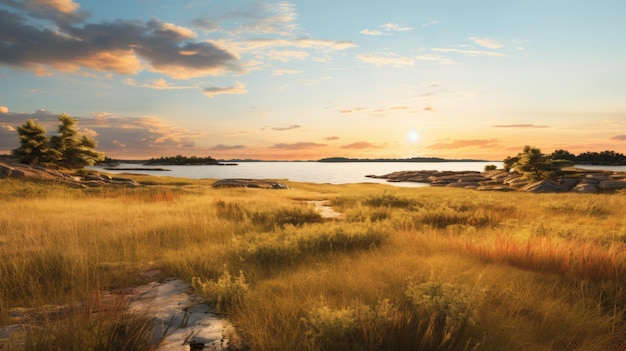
[1,0,625,161]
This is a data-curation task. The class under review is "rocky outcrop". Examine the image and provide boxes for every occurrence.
[368,167,626,193]
[0,160,140,187]
[212,178,289,189]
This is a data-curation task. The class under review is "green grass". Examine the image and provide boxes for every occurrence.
[1,177,626,350]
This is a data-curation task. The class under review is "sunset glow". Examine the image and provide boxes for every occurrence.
[1,1,625,160]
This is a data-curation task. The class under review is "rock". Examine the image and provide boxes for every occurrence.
[212,178,289,189]
[522,180,567,193]
[585,173,610,182]
[559,178,580,190]
[572,183,599,193]
[0,161,141,187]
[599,180,626,190]
[476,185,514,192]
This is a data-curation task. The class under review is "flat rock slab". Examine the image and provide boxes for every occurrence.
[212,178,289,189]
[127,278,236,351]
[305,200,343,219]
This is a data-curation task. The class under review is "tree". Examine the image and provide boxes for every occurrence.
[49,114,105,169]
[509,145,560,181]
[549,149,576,162]
[11,119,60,164]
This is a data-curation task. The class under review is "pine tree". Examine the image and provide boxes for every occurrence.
[11,119,60,164]
[49,114,105,169]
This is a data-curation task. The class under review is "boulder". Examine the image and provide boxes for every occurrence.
[572,183,599,193]
[599,180,626,190]
[522,180,567,193]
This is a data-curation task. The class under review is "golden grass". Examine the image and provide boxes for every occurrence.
[1,177,626,350]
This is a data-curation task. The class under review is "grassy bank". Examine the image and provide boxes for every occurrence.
[1,176,626,350]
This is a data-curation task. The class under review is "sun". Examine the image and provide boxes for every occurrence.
[407,130,419,143]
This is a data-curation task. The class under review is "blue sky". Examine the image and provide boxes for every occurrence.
[1,0,625,160]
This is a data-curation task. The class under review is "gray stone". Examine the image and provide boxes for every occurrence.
[599,180,626,190]
[572,183,599,193]
[522,180,567,193]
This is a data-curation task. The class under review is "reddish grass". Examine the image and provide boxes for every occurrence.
[455,236,626,280]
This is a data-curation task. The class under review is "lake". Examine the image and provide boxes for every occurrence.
[90,161,501,187]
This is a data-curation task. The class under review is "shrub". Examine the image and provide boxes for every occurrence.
[364,192,418,209]
[192,266,250,313]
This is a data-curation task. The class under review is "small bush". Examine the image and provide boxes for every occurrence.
[230,223,388,265]
[247,206,322,230]
[302,299,404,351]
[364,193,418,209]
[192,266,250,313]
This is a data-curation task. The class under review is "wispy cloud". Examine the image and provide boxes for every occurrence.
[357,53,414,67]
[271,68,302,76]
[341,141,384,149]
[359,29,387,36]
[271,142,326,150]
[492,124,549,128]
[268,124,300,131]
[415,54,456,65]
[611,135,626,141]
[123,78,193,90]
[428,138,501,149]
[267,50,309,62]
[360,22,413,36]
[210,144,246,150]
[432,48,507,58]
[202,82,247,98]
[470,37,504,49]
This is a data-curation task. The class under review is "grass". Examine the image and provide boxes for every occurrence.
[1,176,626,350]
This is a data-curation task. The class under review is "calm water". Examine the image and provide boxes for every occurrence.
[90,161,500,187]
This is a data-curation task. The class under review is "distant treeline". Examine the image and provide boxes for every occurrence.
[318,157,489,162]
[144,155,219,165]
[550,149,626,165]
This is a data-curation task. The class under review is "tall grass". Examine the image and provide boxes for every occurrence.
[2,177,626,350]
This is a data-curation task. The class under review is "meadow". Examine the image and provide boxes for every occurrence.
[1,175,626,350]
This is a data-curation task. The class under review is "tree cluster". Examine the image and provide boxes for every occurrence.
[550,149,626,165]
[11,114,105,169]
[144,155,218,165]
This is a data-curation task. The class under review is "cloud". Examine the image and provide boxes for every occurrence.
[341,141,383,149]
[220,1,299,36]
[357,53,414,67]
[0,109,206,156]
[234,38,357,52]
[360,22,412,36]
[271,142,326,150]
[428,139,501,149]
[415,54,456,65]
[380,23,413,32]
[611,135,626,141]
[432,48,507,57]
[325,136,339,141]
[267,50,309,62]
[124,78,193,90]
[270,124,300,131]
[202,82,247,98]
[0,9,242,79]
[470,37,504,49]
[0,106,8,114]
[0,0,86,23]
[492,124,549,128]
[272,68,302,76]
[359,29,387,36]
[210,144,246,150]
